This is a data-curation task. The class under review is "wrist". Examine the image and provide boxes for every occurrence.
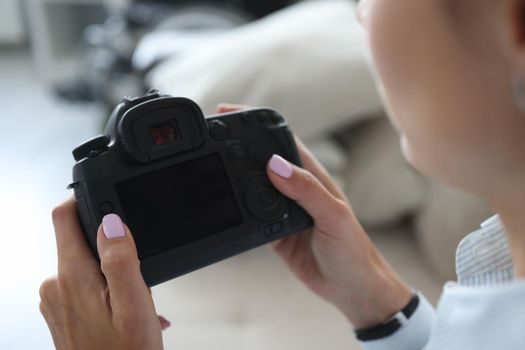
[354,291,420,341]
[336,268,412,329]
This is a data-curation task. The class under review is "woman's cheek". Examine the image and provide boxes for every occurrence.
[363,2,429,172]
[366,4,412,118]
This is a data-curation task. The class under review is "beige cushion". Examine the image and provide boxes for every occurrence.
[147,0,382,139]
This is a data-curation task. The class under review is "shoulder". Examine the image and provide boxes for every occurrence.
[427,279,525,349]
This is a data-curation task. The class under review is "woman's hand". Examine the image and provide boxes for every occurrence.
[218,104,412,329]
[39,198,165,350]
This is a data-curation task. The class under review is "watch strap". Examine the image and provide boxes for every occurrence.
[355,291,420,341]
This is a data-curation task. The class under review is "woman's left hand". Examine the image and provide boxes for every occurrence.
[39,198,166,350]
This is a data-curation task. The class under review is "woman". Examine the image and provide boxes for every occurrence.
[39,0,525,349]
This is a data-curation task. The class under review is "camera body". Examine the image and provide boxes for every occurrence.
[70,91,312,286]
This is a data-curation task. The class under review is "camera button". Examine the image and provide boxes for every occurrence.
[271,222,283,234]
[257,113,268,122]
[256,188,276,208]
[229,143,248,160]
[241,112,252,122]
[99,201,114,215]
[264,222,283,236]
[88,150,100,158]
[72,135,110,161]
[209,120,228,141]
[269,112,282,123]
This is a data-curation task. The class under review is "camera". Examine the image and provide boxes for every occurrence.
[69,90,313,286]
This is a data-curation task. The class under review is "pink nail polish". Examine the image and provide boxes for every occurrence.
[269,154,293,178]
[102,214,125,239]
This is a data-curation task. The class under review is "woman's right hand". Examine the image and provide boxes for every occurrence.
[267,139,412,328]
[217,104,412,329]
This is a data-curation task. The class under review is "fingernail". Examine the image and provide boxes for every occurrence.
[218,104,245,113]
[159,315,171,330]
[102,214,125,239]
[217,104,229,113]
[269,154,293,178]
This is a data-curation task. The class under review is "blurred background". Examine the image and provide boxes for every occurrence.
[0,0,494,349]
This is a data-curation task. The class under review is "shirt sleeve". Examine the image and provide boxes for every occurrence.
[358,291,436,350]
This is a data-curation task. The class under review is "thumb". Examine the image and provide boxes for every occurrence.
[97,214,153,317]
[267,155,351,234]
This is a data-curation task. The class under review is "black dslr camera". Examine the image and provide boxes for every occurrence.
[69,91,312,286]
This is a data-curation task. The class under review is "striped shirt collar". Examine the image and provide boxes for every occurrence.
[455,215,515,286]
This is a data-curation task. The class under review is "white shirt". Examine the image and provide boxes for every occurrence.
[360,215,525,350]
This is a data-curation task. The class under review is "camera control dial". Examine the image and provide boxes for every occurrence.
[245,176,287,222]
[73,135,110,161]
[121,90,161,110]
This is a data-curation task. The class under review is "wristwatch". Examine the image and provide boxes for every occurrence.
[355,292,420,341]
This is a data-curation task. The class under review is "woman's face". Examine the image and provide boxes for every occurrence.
[357,0,525,195]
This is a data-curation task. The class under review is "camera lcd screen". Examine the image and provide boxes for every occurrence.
[116,153,243,260]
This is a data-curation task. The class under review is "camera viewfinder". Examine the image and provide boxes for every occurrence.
[150,123,177,145]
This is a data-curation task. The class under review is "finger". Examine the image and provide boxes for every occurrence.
[270,239,282,248]
[52,198,100,277]
[39,277,60,308]
[294,136,348,203]
[216,103,251,114]
[40,307,63,349]
[97,214,154,318]
[39,277,65,349]
[267,154,352,235]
